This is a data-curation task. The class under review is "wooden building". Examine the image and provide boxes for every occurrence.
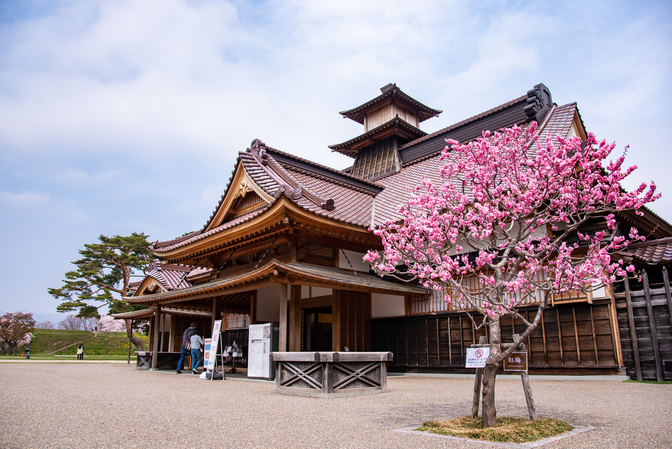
[126,83,672,376]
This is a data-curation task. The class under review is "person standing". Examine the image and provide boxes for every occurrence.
[176,322,196,374]
[76,344,84,360]
[190,329,204,374]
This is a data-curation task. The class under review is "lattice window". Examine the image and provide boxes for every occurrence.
[408,271,590,316]
[351,137,400,180]
[226,313,250,329]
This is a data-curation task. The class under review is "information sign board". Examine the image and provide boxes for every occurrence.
[207,320,222,371]
[465,347,490,368]
[503,352,528,371]
[203,338,212,370]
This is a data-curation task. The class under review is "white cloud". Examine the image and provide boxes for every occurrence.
[0,191,49,206]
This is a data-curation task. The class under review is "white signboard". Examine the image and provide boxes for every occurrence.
[248,323,272,378]
[203,338,212,369]
[207,320,222,372]
[465,347,490,368]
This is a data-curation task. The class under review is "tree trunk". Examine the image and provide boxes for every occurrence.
[125,319,144,351]
[482,318,502,428]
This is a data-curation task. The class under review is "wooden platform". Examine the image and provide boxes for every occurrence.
[271,352,392,398]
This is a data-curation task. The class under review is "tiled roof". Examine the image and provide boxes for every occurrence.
[136,260,192,292]
[152,86,576,257]
[621,237,672,265]
[129,259,428,305]
[339,83,442,124]
[154,206,272,253]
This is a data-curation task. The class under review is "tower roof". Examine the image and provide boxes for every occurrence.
[339,83,442,125]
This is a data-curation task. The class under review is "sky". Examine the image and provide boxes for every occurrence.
[1,0,671,325]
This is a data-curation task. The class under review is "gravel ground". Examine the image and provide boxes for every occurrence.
[1,363,670,449]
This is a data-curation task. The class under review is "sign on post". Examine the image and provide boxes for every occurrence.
[503,352,528,371]
[207,320,222,372]
[466,347,490,368]
[203,338,212,370]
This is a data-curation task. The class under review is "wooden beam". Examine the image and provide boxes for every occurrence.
[572,307,581,365]
[333,290,341,351]
[624,276,643,381]
[279,283,288,352]
[556,309,564,366]
[590,307,599,365]
[608,285,624,367]
[289,285,301,352]
[663,267,672,342]
[250,290,258,325]
[643,271,664,382]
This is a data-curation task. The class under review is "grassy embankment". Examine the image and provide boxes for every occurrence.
[1,329,148,359]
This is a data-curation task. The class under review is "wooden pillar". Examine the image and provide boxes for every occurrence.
[624,276,642,380]
[279,283,288,352]
[250,290,258,324]
[148,316,154,351]
[607,284,624,367]
[664,267,672,335]
[212,296,222,334]
[168,313,176,352]
[159,313,165,352]
[150,305,161,370]
[289,285,301,352]
[333,290,342,351]
[643,271,664,382]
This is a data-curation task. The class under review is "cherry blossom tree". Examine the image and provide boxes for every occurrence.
[0,312,36,356]
[365,123,659,428]
[98,315,126,332]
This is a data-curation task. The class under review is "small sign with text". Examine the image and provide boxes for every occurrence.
[465,347,490,368]
[503,352,528,372]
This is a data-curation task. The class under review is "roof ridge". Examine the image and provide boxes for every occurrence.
[265,145,384,189]
[400,94,528,150]
[284,165,378,196]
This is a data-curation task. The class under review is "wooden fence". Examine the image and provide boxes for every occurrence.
[615,268,672,381]
[371,300,621,374]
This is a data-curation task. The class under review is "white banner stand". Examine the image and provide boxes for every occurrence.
[206,320,225,381]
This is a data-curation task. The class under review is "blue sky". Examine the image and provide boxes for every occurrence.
[1,0,671,324]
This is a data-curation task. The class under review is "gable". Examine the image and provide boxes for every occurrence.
[134,276,167,296]
[205,161,275,232]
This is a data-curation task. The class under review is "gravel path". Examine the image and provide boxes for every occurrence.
[1,363,670,448]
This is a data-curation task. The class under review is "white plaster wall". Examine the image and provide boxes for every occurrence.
[162,314,171,331]
[300,286,333,299]
[371,293,406,318]
[256,285,282,322]
[339,249,370,271]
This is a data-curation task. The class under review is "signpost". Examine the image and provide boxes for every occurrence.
[503,352,528,372]
[468,334,536,421]
[205,320,225,381]
[466,347,490,368]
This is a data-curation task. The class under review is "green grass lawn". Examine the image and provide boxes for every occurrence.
[54,332,147,356]
[29,329,93,353]
[11,329,149,357]
[0,354,131,361]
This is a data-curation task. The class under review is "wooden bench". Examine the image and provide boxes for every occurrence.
[135,351,184,370]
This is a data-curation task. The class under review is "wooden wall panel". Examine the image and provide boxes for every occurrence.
[371,302,620,373]
[335,290,371,352]
[615,271,672,381]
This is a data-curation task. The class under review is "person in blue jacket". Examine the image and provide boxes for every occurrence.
[176,322,196,374]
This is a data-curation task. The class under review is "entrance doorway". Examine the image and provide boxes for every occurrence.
[304,307,332,351]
